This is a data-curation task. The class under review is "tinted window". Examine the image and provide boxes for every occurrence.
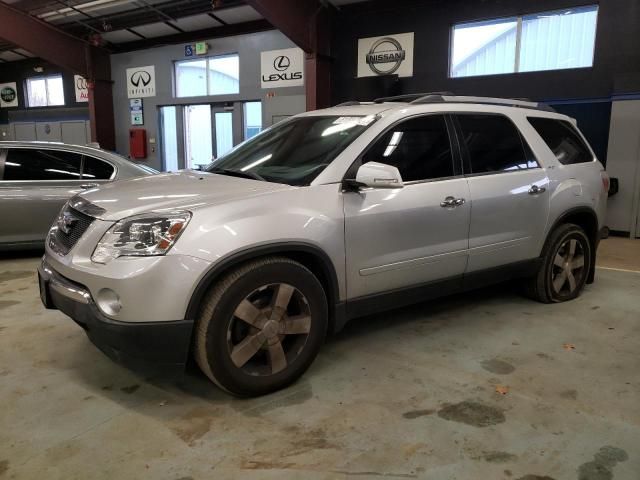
[362,115,454,182]
[456,114,530,174]
[82,156,114,180]
[3,148,82,181]
[528,117,593,165]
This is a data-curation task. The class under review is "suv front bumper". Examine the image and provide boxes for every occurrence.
[38,259,193,374]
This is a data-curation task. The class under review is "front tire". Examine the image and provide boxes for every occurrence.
[524,223,592,303]
[194,257,328,397]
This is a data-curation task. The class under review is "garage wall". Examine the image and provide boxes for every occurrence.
[0,58,89,126]
[110,30,306,170]
[331,0,640,102]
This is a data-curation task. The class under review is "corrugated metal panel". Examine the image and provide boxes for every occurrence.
[453,27,516,78]
[519,7,597,72]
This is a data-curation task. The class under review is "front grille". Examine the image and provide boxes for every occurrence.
[49,206,95,256]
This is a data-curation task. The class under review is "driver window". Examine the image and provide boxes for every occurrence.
[362,114,454,182]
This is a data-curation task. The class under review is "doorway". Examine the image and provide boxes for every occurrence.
[158,102,263,172]
[184,104,213,170]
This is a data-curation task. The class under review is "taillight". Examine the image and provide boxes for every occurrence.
[601,172,610,193]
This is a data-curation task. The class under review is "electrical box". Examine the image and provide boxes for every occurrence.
[129,128,147,159]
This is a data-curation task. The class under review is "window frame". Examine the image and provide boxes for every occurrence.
[80,154,117,181]
[343,113,464,185]
[25,74,66,107]
[450,112,541,178]
[174,53,240,98]
[449,4,599,78]
[0,147,117,182]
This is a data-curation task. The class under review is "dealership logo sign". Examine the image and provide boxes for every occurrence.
[357,32,414,78]
[74,75,89,103]
[0,82,18,108]
[366,37,406,75]
[130,70,151,87]
[126,65,156,98]
[261,48,304,88]
[273,55,290,71]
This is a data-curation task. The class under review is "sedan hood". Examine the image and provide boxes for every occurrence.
[77,170,294,221]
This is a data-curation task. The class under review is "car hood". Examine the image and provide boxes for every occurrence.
[76,170,294,221]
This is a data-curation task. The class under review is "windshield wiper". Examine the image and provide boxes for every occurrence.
[209,168,265,182]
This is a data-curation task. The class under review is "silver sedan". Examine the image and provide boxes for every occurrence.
[0,141,156,250]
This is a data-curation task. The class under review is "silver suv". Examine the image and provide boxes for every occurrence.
[38,94,609,396]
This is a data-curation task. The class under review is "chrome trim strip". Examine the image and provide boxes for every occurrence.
[40,259,90,305]
[359,248,468,276]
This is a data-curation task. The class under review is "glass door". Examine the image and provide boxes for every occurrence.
[212,108,234,159]
[159,106,178,171]
[184,104,213,170]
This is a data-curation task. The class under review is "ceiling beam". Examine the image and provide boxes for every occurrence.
[244,0,327,54]
[0,1,108,78]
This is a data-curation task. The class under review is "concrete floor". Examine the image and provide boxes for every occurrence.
[1,238,639,479]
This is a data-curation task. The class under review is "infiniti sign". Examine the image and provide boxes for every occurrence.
[130,70,152,87]
[126,65,156,98]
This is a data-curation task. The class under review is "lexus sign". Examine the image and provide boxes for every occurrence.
[261,48,304,88]
[126,65,156,98]
[357,32,414,78]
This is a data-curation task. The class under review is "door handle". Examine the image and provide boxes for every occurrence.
[440,196,465,208]
[80,183,99,190]
[528,185,546,195]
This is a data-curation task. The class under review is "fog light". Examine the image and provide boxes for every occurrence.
[96,288,121,316]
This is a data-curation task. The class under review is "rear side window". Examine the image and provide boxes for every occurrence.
[455,114,533,174]
[3,148,82,181]
[82,156,114,180]
[362,114,455,182]
[528,117,593,165]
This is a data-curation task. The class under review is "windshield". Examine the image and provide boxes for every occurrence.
[205,115,377,186]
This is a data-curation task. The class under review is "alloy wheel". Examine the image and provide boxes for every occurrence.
[551,238,586,296]
[226,283,311,376]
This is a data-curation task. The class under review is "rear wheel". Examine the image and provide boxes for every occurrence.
[194,257,328,396]
[524,223,592,303]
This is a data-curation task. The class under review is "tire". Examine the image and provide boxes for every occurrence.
[524,223,592,303]
[194,256,328,397]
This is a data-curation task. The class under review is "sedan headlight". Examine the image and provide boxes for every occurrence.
[91,211,191,264]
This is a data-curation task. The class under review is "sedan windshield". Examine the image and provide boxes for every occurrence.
[206,115,377,186]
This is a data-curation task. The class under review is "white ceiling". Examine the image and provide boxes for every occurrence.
[212,5,263,24]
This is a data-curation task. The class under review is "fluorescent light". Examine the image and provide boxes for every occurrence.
[240,154,272,171]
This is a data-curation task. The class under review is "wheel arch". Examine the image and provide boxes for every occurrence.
[545,206,599,283]
[185,242,344,333]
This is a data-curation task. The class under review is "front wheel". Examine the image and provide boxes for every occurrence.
[524,223,592,303]
[194,257,328,396]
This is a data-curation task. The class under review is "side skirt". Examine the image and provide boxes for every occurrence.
[342,258,541,326]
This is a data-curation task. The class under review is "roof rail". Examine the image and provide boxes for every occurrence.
[373,92,454,103]
[410,94,556,112]
[334,101,361,107]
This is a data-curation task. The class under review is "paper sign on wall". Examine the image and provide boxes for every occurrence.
[261,47,304,88]
[357,32,414,78]
[126,65,156,98]
[0,82,18,108]
[74,75,89,103]
[130,98,144,125]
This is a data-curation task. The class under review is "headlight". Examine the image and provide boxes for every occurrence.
[91,211,191,264]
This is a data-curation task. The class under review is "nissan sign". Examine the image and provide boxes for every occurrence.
[358,33,414,78]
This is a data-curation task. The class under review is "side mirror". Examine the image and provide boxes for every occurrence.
[351,162,404,189]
